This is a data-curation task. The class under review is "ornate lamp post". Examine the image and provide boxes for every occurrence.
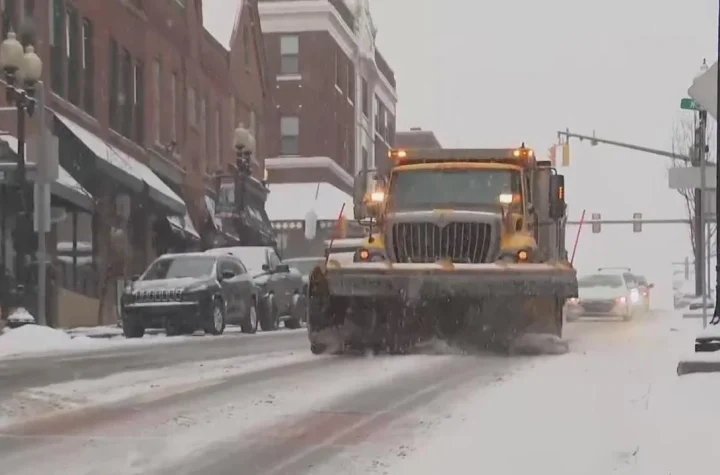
[0,30,43,307]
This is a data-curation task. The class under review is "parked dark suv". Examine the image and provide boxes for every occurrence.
[205,246,306,330]
[121,252,258,338]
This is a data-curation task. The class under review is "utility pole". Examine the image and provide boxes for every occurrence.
[694,58,710,304]
[35,81,49,326]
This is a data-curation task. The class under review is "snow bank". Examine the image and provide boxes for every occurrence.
[0,324,103,357]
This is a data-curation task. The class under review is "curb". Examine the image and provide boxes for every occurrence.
[677,359,720,376]
[67,328,164,339]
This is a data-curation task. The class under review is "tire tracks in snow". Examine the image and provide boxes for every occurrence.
[0,351,536,475]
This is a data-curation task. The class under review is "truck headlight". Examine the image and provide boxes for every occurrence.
[498,248,534,263]
[354,248,386,262]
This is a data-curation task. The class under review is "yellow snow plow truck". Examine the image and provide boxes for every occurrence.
[307,144,578,354]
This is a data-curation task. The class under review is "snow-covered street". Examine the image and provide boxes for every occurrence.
[0,310,716,474]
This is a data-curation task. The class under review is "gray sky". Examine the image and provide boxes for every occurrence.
[372,0,719,294]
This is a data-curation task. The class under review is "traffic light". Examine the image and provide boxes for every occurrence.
[591,213,601,233]
[632,212,642,233]
[561,143,570,167]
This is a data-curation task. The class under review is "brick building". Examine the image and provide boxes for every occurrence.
[0,0,272,327]
[257,0,397,257]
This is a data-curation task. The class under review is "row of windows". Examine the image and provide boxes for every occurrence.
[43,0,259,169]
[49,0,95,116]
[153,56,258,172]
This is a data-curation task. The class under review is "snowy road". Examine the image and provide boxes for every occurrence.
[0,310,705,474]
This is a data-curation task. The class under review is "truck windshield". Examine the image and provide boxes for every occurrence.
[387,169,522,209]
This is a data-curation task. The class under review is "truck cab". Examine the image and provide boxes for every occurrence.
[353,145,567,265]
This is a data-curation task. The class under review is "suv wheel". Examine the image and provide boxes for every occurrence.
[204,299,226,335]
[241,299,259,334]
[123,318,145,338]
[285,293,305,329]
[259,294,279,331]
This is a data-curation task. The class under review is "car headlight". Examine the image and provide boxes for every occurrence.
[354,248,386,262]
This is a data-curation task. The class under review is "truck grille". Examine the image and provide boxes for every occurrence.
[391,222,493,263]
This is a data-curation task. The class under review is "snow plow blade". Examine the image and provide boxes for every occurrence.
[307,261,578,355]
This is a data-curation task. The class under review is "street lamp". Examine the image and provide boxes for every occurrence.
[0,29,42,310]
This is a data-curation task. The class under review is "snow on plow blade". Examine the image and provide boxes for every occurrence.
[307,261,578,355]
[322,261,578,300]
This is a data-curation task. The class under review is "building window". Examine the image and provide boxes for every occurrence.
[243,26,250,68]
[108,39,119,130]
[215,105,221,168]
[280,35,299,75]
[361,78,369,117]
[66,4,79,105]
[134,60,144,144]
[334,49,341,90]
[231,95,237,128]
[170,72,177,141]
[250,110,257,150]
[374,96,380,132]
[203,95,210,169]
[81,18,94,115]
[362,146,369,172]
[347,64,355,104]
[2,0,18,39]
[108,40,144,144]
[382,109,389,141]
[187,86,196,127]
[120,48,133,138]
[280,116,299,155]
[173,0,185,6]
[50,0,64,95]
[153,57,161,143]
[200,95,207,170]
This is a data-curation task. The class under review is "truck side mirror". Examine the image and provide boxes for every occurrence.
[353,171,368,221]
[549,174,565,220]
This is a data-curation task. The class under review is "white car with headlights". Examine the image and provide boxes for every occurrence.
[566,272,641,321]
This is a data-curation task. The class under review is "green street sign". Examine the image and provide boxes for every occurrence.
[681,97,703,111]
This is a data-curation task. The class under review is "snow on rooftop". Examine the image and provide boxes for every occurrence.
[203,0,243,50]
[266,182,354,221]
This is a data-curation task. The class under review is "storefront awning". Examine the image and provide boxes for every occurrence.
[53,112,185,215]
[0,134,94,211]
[168,212,200,240]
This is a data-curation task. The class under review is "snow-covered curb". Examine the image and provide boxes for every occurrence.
[0,323,307,360]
